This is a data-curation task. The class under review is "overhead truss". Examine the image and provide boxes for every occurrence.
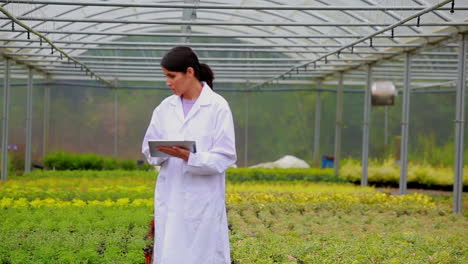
[0,0,466,89]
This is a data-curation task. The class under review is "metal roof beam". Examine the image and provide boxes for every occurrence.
[0,6,113,87]
[0,53,363,62]
[36,80,458,92]
[2,59,300,68]
[18,67,459,79]
[11,52,457,62]
[9,52,455,63]
[20,62,459,74]
[45,82,458,93]
[249,0,460,88]
[4,73,458,88]
[0,44,405,55]
[3,16,467,27]
[0,38,433,48]
[2,1,467,11]
[369,63,458,68]
[0,28,450,39]
[0,51,50,76]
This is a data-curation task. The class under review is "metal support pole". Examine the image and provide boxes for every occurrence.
[362,65,372,186]
[42,85,50,158]
[334,72,344,176]
[399,53,412,195]
[25,68,33,173]
[384,106,389,147]
[113,90,118,156]
[181,0,199,43]
[313,83,322,168]
[1,59,10,180]
[244,93,249,167]
[453,33,467,214]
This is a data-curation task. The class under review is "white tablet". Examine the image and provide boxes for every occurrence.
[148,140,197,157]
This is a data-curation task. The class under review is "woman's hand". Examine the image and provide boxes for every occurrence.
[157,146,190,161]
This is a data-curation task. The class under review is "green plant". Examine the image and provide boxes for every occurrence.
[226,168,342,183]
[1,170,466,264]
[43,152,152,171]
[409,133,457,167]
[340,158,468,189]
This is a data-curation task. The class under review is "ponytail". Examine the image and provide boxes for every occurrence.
[161,46,215,89]
[199,63,214,89]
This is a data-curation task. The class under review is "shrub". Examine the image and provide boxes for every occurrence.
[340,158,468,189]
[43,152,151,171]
[226,168,343,183]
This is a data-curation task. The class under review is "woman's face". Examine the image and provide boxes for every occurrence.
[162,67,193,96]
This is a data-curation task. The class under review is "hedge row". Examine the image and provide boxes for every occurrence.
[43,152,152,171]
[226,168,342,183]
[35,153,468,190]
[339,159,468,190]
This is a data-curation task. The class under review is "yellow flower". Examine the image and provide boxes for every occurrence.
[103,199,115,207]
[0,197,13,208]
[12,198,28,208]
[71,199,87,207]
[131,198,153,207]
[116,198,130,207]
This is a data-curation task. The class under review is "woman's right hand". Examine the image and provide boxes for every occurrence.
[157,146,190,161]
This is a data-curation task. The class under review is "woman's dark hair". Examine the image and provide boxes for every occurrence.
[160,46,215,89]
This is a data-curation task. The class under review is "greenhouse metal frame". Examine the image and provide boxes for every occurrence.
[0,0,466,214]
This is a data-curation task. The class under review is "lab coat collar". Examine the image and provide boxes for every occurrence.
[168,82,213,107]
[196,82,214,106]
[168,82,213,125]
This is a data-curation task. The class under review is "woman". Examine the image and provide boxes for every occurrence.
[142,46,237,264]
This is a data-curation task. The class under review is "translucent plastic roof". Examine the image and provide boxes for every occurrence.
[0,0,467,89]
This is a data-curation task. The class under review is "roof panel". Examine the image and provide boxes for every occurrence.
[0,0,466,88]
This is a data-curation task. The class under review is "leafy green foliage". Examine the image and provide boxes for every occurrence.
[0,207,151,264]
[13,163,467,191]
[340,158,468,189]
[43,152,152,171]
[0,171,466,263]
[226,168,342,183]
[229,202,467,264]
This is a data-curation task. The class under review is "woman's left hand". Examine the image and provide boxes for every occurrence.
[157,146,190,161]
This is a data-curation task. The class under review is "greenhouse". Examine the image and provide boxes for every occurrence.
[0,1,467,263]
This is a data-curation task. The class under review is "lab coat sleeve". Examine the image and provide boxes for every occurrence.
[141,107,168,166]
[187,106,237,175]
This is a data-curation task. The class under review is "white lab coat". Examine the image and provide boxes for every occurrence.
[142,83,236,264]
